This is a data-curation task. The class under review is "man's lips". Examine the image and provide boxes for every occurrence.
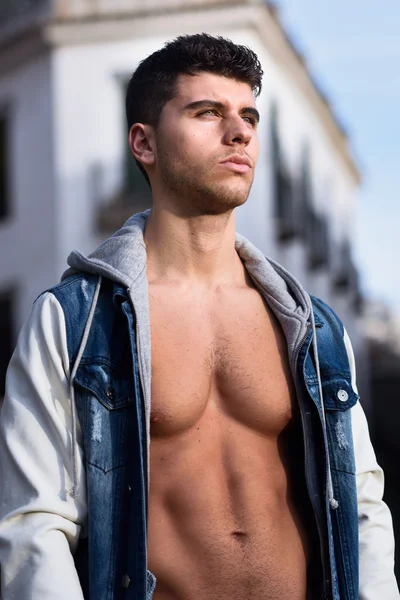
[220,155,252,174]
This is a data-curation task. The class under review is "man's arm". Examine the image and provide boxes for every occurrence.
[0,292,86,599]
[345,330,399,599]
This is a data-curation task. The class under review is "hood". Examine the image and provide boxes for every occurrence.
[65,209,312,369]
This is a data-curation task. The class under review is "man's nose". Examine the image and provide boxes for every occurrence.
[223,115,253,146]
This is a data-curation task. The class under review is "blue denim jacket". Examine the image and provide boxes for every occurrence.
[49,272,359,600]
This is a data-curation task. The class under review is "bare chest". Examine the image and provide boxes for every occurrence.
[149,287,295,438]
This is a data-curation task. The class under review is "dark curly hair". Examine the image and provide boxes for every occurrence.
[125,33,263,183]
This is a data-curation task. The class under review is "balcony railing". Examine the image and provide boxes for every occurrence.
[275,166,299,241]
[306,209,330,271]
[332,239,357,291]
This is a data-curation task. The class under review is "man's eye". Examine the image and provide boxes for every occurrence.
[243,116,257,127]
[199,109,218,117]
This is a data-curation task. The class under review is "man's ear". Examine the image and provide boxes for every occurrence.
[128,123,155,167]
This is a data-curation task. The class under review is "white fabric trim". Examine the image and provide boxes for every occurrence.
[344,328,399,599]
[0,292,86,599]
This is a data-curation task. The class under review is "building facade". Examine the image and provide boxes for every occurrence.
[0,0,366,400]
[363,301,400,579]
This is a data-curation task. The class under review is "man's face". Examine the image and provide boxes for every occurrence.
[153,72,260,215]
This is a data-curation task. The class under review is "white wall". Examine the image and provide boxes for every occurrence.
[0,9,361,357]
[0,51,57,331]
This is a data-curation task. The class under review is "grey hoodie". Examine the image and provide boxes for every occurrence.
[66,209,313,400]
[64,209,330,500]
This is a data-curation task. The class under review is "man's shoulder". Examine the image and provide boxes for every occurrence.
[309,295,353,379]
[310,294,345,335]
[47,272,100,301]
[45,272,119,311]
[43,273,118,366]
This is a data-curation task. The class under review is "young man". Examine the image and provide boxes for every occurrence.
[0,34,397,600]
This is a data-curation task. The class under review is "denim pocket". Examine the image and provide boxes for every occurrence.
[74,361,135,410]
[74,361,135,472]
[306,375,359,474]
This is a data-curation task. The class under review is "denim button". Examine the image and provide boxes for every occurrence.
[122,574,131,589]
[127,484,132,495]
[337,389,348,402]
[106,386,116,401]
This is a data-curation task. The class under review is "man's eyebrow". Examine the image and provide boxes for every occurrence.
[183,100,225,112]
[184,99,260,123]
[242,107,260,123]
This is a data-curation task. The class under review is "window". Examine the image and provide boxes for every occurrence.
[0,113,11,222]
[0,289,14,398]
[353,272,364,314]
[298,145,313,239]
[332,239,356,291]
[275,164,296,241]
[307,209,330,270]
[298,148,331,270]
[270,103,301,242]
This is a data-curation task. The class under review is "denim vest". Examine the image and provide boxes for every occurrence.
[50,273,359,600]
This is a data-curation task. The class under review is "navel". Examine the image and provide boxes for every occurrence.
[231,531,249,546]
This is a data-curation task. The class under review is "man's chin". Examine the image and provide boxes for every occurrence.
[212,180,252,208]
[196,187,251,215]
[162,171,252,216]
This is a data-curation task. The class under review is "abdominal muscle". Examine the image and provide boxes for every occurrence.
[147,405,310,600]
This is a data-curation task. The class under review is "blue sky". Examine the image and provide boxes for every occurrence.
[276,0,400,313]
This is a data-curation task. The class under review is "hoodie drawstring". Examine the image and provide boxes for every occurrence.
[69,275,102,498]
[66,276,337,510]
[309,303,339,511]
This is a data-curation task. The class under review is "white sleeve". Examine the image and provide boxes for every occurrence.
[344,329,399,600]
[0,292,87,599]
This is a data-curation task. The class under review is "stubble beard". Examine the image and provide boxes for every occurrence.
[157,150,254,217]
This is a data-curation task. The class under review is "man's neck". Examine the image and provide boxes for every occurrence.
[144,206,246,289]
